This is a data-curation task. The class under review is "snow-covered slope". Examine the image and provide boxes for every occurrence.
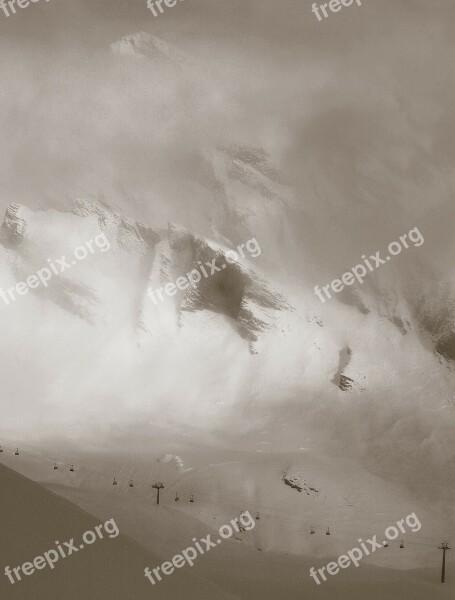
[0,186,454,511]
[1,448,450,572]
[0,462,238,600]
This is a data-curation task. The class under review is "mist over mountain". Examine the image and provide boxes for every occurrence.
[0,4,454,596]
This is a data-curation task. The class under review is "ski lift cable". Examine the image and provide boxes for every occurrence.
[163,486,444,546]
[163,489,442,548]
[0,444,154,485]
[0,444,444,546]
[0,443,447,547]
[0,443,433,530]
[172,493,445,548]
[0,439,113,474]
[2,445,110,476]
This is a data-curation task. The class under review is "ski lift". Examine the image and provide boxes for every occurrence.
[255,512,260,521]
[113,478,118,486]
[190,495,194,503]
[326,527,331,536]
[69,464,74,472]
[15,448,19,456]
[310,526,315,535]
[53,463,58,470]
[129,480,134,488]
[383,540,389,548]
[175,493,179,502]
[400,540,404,549]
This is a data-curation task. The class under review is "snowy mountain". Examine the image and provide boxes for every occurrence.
[2,1,455,597]
[0,30,454,529]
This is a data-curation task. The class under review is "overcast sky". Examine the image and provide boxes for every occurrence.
[0,0,454,272]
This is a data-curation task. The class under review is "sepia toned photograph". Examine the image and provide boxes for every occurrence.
[0,0,454,598]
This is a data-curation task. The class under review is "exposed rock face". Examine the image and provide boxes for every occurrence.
[283,470,320,496]
[332,347,354,391]
[162,226,290,348]
[436,330,455,363]
[0,198,291,354]
[73,198,160,255]
[0,203,28,248]
[410,281,455,366]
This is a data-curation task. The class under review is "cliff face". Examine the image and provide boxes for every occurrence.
[0,198,291,354]
[0,203,28,248]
